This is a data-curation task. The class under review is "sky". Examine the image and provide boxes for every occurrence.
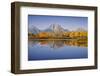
[28,15,88,31]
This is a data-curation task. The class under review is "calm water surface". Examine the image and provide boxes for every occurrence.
[28,39,88,61]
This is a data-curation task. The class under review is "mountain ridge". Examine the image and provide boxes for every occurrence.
[28,24,87,34]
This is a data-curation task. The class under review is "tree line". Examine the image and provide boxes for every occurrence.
[28,31,87,39]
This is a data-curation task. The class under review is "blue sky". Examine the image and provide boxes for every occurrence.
[28,15,88,31]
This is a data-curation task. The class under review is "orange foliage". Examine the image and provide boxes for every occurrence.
[38,32,49,38]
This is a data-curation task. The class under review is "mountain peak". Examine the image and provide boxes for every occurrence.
[29,24,69,34]
[28,25,40,34]
[49,24,64,33]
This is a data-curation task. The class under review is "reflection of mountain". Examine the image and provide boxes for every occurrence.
[28,39,87,49]
[49,40,65,49]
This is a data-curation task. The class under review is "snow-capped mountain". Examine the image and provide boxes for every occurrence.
[44,24,68,33]
[50,24,64,33]
[28,26,40,34]
[29,24,69,34]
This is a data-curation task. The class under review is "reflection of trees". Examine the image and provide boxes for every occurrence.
[64,39,87,47]
[29,39,87,48]
[28,39,39,47]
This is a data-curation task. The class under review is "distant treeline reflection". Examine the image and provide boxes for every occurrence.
[29,39,87,48]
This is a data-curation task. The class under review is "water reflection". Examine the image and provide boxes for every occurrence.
[28,39,88,60]
[29,39,87,49]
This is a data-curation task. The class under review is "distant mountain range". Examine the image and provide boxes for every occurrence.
[28,24,86,34]
[28,26,41,34]
[44,24,68,32]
